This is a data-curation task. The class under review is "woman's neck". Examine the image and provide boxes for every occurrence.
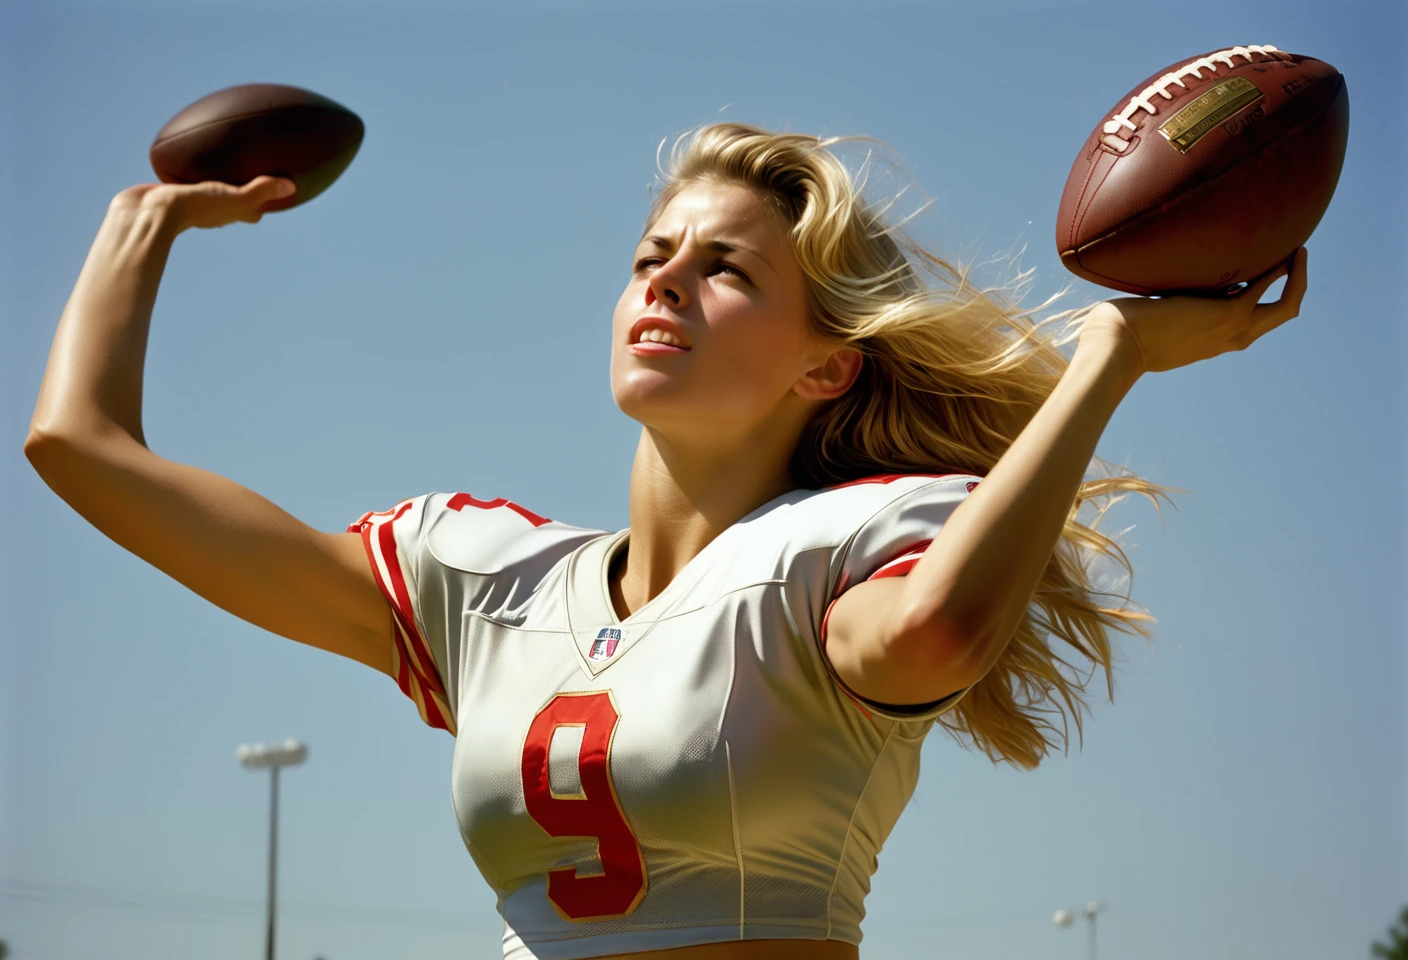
[610,424,800,619]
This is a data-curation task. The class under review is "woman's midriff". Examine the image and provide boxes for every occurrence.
[599,939,861,960]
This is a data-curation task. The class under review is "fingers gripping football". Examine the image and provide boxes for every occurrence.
[111,176,298,233]
[1244,246,1309,344]
[1080,247,1309,375]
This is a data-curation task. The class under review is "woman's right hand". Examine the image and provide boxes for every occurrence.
[1077,247,1309,385]
[111,175,297,234]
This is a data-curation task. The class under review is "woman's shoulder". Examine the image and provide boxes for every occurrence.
[817,471,982,502]
[733,472,982,556]
[761,471,980,525]
[403,490,608,576]
[694,472,982,612]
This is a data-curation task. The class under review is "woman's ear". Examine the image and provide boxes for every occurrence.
[793,345,863,401]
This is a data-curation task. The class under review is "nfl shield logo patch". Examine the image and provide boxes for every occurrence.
[589,627,623,661]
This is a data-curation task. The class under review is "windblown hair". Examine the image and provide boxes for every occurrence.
[643,122,1179,769]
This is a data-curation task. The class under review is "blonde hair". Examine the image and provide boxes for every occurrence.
[644,122,1178,770]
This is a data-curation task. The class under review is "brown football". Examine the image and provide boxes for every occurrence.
[1055,45,1348,296]
[149,83,364,213]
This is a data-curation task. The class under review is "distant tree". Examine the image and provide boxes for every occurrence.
[1373,906,1408,960]
[1,937,8,959]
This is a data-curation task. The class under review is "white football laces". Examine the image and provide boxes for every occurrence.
[1102,44,1283,136]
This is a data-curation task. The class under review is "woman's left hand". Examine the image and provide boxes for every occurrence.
[1078,246,1309,379]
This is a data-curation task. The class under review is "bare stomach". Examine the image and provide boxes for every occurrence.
[601,940,860,960]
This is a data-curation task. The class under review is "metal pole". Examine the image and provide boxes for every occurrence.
[238,739,304,960]
[1087,909,1097,960]
[265,764,280,960]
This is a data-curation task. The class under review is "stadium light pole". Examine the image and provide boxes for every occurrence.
[237,739,307,960]
[1053,900,1106,960]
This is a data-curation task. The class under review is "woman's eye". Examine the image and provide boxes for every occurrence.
[630,257,749,284]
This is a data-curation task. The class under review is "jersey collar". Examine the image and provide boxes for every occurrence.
[563,529,643,676]
[561,486,816,676]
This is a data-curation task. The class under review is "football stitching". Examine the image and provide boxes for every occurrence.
[1067,150,1116,254]
[1101,44,1285,136]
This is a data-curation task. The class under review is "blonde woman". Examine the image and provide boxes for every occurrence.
[25,123,1307,959]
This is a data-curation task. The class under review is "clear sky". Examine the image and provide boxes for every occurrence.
[1,1,1403,958]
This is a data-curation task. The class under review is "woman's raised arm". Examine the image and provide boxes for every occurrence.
[24,179,393,673]
[826,250,1309,705]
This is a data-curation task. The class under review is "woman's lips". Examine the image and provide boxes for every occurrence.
[629,341,690,356]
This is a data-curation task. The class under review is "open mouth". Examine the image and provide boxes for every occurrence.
[634,328,687,348]
[628,318,692,354]
[631,329,689,353]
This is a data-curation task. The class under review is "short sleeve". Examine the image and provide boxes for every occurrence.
[348,494,459,734]
[819,474,983,722]
[348,492,601,736]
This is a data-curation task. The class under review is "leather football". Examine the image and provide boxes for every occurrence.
[1055,45,1348,296]
[149,83,364,213]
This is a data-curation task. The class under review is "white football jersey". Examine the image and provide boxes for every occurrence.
[348,473,981,960]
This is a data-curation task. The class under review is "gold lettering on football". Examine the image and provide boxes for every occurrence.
[1158,77,1265,153]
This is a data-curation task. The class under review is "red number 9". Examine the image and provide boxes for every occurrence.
[521,691,647,920]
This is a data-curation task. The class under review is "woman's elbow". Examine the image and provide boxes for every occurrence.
[24,424,69,474]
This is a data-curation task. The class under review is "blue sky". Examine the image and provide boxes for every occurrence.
[2,1,1403,959]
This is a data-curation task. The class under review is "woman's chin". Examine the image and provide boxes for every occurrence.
[613,388,685,429]
[612,379,717,432]
[613,365,685,407]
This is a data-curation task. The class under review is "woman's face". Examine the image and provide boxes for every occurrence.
[610,180,851,447]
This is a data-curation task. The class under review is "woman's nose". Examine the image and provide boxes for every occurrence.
[645,274,685,310]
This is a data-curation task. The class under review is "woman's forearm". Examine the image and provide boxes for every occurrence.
[28,199,179,446]
[897,331,1143,678]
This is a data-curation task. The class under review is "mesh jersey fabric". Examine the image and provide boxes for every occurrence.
[347,473,981,959]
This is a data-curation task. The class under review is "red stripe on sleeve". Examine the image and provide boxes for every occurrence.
[393,640,413,698]
[374,507,447,700]
[819,539,939,720]
[421,689,447,731]
[352,503,456,735]
[867,540,932,580]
